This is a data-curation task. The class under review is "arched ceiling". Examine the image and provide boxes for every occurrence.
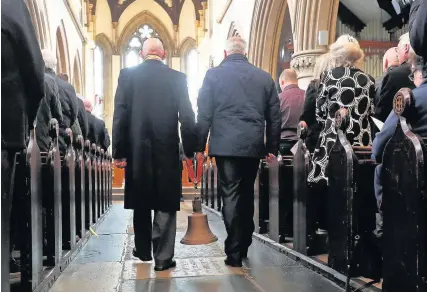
[87,0,205,24]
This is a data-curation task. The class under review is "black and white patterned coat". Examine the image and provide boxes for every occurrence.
[308,67,375,184]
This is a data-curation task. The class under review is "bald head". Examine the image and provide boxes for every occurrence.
[383,47,399,72]
[141,38,165,60]
[279,69,298,90]
[83,99,93,113]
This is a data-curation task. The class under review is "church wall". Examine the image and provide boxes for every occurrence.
[179,0,197,45]
[95,0,113,43]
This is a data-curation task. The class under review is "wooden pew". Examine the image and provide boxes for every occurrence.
[75,135,85,239]
[254,160,269,234]
[327,109,381,289]
[268,154,294,243]
[203,159,209,206]
[106,153,111,207]
[84,140,93,230]
[381,88,427,291]
[97,147,104,216]
[91,144,98,222]
[16,130,43,290]
[42,119,62,267]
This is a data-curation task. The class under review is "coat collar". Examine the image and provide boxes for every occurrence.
[220,53,248,65]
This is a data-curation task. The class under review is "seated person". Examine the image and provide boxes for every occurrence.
[373,54,427,211]
[278,69,305,155]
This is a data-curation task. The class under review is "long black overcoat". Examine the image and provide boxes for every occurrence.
[112,60,197,212]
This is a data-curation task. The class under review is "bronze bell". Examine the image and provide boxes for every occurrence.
[181,198,218,245]
[181,156,218,245]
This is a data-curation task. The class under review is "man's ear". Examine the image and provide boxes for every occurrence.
[163,50,167,60]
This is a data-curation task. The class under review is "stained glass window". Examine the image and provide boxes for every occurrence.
[124,24,166,68]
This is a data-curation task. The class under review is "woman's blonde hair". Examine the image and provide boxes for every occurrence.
[313,53,331,80]
[329,34,365,69]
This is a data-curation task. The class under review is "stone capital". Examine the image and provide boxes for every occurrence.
[291,49,327,89]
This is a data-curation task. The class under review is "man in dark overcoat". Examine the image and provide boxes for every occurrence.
[112,38,197,271]
[196,36,281,267]
[1,0,45,287]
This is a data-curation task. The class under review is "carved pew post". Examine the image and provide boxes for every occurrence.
[43,119,62,266]
[97,147,103,216]
[61,129,76,250]
[203,157,209,205]
[109,153,113,206]
[327,109,381,289]
[18,129,43,290]
[254,160,269,234]
[91,144,98,222]
[100,149,105,215]
[84,140,93,229]
[74,136,85,239]
[208,158,215,209]
[292,123,313,254]
[269,153,294,243]
[382,88,427,291]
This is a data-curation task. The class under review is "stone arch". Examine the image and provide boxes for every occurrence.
[25,0,42,47]
[56,20,70,76]
[117,11,175,66]
[248,0,287,78]
[33,0,45,48]
[179,37,197,72]
[73,52,82,94]
[95,33,114,133]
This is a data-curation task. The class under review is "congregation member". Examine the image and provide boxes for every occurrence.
[1,0,45,281]
[196,36,281,267]
[308,34,375,185]
[83,98,110,151]
[299,53,331,152]
[374,33,415,122]
[373,54,427,212]
[76,94,89,141]
[112,38,197,271]
[278,69,305,155]
[42,50,81,153]
[375,47,400,107]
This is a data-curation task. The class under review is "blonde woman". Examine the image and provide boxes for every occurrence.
[299,53,331,152]
[308,36,375,184]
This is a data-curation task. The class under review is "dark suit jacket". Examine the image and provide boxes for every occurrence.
[94,117,110,151]
[375,66,398,107]
[374,62,415,122]
[76,98,89,141]
[36,73,63,152]
[409,0,427,60]
[197,54,281,157]
[112,60,197,211]
[1,0,45,149]
[373,81,427,162]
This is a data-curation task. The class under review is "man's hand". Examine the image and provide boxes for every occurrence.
[265,153,276,163]
[114,158,127,168]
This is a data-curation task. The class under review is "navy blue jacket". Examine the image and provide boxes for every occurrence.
[197,54,281,157]
[372,81,427,162]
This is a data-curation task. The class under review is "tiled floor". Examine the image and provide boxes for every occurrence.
[50,202,342,292]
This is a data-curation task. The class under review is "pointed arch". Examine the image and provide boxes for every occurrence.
[227,22,241,39]
[118,10,175,67]
[56,20,70,76]
[73,52,82,94]
[179,37,197,72]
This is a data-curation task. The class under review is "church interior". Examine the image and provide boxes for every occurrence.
[3,0,426,291]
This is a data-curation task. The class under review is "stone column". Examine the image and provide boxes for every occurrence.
[288,0,339,89]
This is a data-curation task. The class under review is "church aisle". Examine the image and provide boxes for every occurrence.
[50,201,342,292]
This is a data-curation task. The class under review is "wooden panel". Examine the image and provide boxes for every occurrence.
[112,166,124,188]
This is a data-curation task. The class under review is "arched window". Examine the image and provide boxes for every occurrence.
[124,24,166,68]
[93,46,104,118]
[186,48,199,116]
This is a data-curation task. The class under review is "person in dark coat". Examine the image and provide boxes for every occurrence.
[196,36,281,267]
[112,38,197,271]
[35,73,64,152]
[94,118,110,151]
[299,53,330,152]
[42,50,80,153]
[1,0,45,283]
[83,99,97,145]
[375,47,400,107]
[374,33,415,122]
[409,0,427,61]
[76,94,89,141]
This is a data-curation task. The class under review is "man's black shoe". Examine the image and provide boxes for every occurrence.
[132,248,152,261]
[154,260,176,271]
[224,257,242,267]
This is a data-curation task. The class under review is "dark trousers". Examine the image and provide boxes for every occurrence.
[133,207,176,264]
[216,156,260,260]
